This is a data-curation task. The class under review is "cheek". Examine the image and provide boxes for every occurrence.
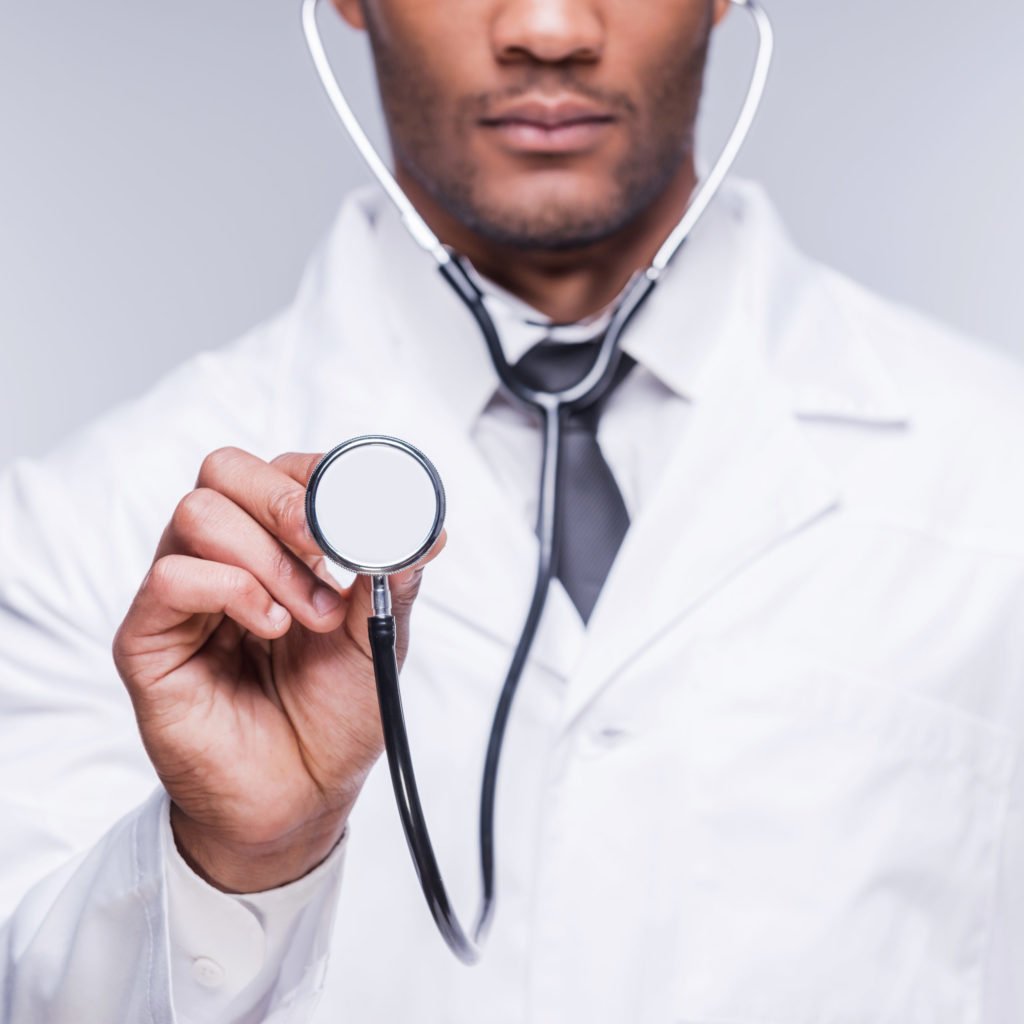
[605,2,712,103]
[370,0,487,93]
[371,18,491,148]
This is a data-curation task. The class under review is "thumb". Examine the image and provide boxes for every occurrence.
[345,531,447,663]
[388,528,448,618]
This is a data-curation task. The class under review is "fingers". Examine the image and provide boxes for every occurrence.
[141,445,446,671]
[160,484,346,632]
[268,450,324,487]
[114,554,292,671]
[191,447,324,563]
[185,447,446,633]
[389,530,448,608]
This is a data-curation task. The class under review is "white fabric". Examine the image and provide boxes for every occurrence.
[161,797,347,1022]
[2,176,1024,1023]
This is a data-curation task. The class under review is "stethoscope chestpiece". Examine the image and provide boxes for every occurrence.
[304,435,482,964]
[305,434,446,579]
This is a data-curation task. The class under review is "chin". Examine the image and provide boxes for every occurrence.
[466,179,630,250]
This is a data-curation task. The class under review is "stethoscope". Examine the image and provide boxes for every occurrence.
[300,0,774,964]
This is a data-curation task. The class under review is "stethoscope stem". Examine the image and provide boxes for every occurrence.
[371,574,392,617]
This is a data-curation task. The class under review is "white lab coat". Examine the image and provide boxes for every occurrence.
[2,176,1024,1024]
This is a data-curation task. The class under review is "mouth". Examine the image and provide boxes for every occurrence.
[479,98,617,155]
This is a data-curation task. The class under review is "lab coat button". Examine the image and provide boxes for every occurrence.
[596,725,628,747]
[192,956,226,989]
[579,725,630,756]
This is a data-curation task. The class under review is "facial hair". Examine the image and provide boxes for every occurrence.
[363,10,712,252]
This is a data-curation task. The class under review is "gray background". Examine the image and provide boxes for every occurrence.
[1,2,1021,468]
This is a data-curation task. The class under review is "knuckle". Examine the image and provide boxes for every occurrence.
[267,543,296,585]
[225,566,260,603]
[196,445,243,487]
[391,568,425,608]
[266,484,305,540]
[171,487,220,540]
[146,554,182,597]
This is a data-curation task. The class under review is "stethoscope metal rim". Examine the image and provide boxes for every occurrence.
[305,434,447,576]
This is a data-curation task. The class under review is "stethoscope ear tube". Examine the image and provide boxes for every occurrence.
[302,0,774,280]
[368,613,480,964]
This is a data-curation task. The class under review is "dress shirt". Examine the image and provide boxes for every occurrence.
[2,175,1024,1024]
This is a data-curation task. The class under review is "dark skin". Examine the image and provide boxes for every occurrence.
[113,0,730,893]
[334,0,731,322]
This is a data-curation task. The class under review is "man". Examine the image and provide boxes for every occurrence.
[2,0,1023,1021]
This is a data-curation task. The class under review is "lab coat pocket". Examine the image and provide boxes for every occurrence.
[666,641,1017,1024]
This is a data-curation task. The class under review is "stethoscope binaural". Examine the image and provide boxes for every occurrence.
[300,0,774,964]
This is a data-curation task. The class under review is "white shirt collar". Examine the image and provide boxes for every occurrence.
[319,175,911,433]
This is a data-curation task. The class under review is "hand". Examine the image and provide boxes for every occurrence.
[112,446,444,892]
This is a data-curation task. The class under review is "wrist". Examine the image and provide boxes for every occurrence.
[169,802,349,893]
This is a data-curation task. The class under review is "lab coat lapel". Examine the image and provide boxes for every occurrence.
[561,321,843,726]
[557,179,915,724]
[309,181,910,709]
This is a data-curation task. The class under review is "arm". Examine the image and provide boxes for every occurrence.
[161,793,349,1023]
[0,320,430,1020]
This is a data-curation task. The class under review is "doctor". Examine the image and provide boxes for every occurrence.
[2,0,1024,1022]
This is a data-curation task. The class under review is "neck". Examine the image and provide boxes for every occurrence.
[394,161,698,324]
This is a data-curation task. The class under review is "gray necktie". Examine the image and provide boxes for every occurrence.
[512,338,637,623]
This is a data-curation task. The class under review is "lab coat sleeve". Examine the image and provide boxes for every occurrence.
[162,793,348,1023]
[0,785,348,1023]
[0,785,173,1022]
[0,303,353,1021]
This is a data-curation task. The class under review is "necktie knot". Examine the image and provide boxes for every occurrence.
[511,335,636,623]
[513,337,637,433]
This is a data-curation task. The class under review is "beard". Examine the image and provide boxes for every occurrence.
[399,127,694,253]
[363,13,710,253]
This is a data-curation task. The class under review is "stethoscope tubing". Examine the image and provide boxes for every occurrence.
[303,0,775,963]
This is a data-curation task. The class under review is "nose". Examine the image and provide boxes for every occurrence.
[491,0,604,66]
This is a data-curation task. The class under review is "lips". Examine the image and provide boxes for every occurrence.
[480,98,616,154]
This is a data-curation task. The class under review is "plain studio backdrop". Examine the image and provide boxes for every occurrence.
[1,1,1021,468]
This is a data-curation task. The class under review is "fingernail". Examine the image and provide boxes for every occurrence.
[313,585,342,616]
[268,602,289,628]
